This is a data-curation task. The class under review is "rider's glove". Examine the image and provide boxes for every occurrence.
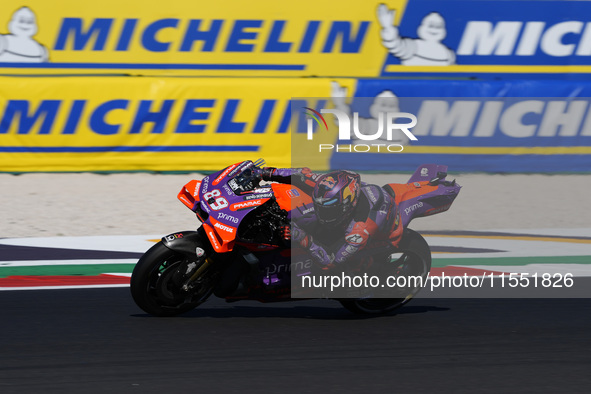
[250,166,263,182]
[309,244,335,268]
[280,224,291,242]
[261,167,277,181]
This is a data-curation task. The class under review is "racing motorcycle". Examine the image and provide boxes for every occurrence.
[130,160,461,316]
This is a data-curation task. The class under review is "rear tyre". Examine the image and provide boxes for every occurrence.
[130,242,214,317]
[340,228,431,314]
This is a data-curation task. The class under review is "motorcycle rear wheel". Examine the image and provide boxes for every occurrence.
[339,229,431,315]
[130,242,214,316]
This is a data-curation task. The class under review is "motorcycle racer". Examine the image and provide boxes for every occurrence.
[257,167,403,270]
[131,160,459,316]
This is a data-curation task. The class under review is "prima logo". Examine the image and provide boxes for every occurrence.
[265,260,313,275]
[404,201,424,215]
[217,212,239,224]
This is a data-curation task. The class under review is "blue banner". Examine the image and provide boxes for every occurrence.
[379,0,591,78]
[329,79,591,172]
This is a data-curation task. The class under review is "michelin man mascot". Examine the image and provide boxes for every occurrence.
[377,3,454,66]
[0,7,49,62]
[331,82,409,146]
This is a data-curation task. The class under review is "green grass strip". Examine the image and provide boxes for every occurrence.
[432,255,591,267]
[0,264,135,278]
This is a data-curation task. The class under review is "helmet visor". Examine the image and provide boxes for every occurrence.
[315,198,344,224]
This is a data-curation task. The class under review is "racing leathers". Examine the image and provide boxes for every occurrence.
[262,167,403,269]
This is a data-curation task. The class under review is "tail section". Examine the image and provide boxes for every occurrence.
[384,164,461,229]
[408,164,448,184]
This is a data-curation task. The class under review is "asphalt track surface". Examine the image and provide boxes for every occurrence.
[2,289,591,393]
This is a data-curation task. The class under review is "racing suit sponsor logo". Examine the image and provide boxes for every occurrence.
[340,244,360,259]
[365,186,379,203]
[345,233,365,246]
[301,206,314,215]
[345,244,358,254]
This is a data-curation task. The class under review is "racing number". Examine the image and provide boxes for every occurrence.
[203,190,228,211]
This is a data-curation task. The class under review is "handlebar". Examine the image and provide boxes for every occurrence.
[231,167,262,194]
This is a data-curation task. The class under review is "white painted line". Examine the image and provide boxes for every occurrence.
[489,228,591,237]
[423,236,591,258]
[452,264,591,276]
[0,259,137,267]
[0,235,162,253]
[0,284,130,291]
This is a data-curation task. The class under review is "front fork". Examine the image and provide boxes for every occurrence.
[161,229,214,291]
[161,229,261,292]
[181,257,214,291]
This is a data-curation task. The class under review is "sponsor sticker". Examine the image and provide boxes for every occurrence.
[230,198,268,211]
[213,164,238,185]
[287,189,301,198]
[217,212,240,223]
[245,192,274,200]
[345,233,364,245]
[165,233,184,241]
[214,221,235,233]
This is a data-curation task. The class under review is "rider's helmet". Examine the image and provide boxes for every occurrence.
[312,170,361,226]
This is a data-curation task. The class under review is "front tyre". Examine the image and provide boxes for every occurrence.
[340,228,431,314]
[130,242,213,316]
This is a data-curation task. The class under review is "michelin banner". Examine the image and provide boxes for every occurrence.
[321,79,591,172]
[2,0,591,78]
[1,76,590,173]
[0,0,395,77]
[0,76,354,172]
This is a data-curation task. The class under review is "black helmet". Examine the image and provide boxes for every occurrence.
[312,170,361,226]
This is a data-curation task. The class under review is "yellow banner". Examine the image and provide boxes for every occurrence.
[0,0,404,77]
[0,76,355,171]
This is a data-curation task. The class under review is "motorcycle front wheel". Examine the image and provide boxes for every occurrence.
[130,242,215,317]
